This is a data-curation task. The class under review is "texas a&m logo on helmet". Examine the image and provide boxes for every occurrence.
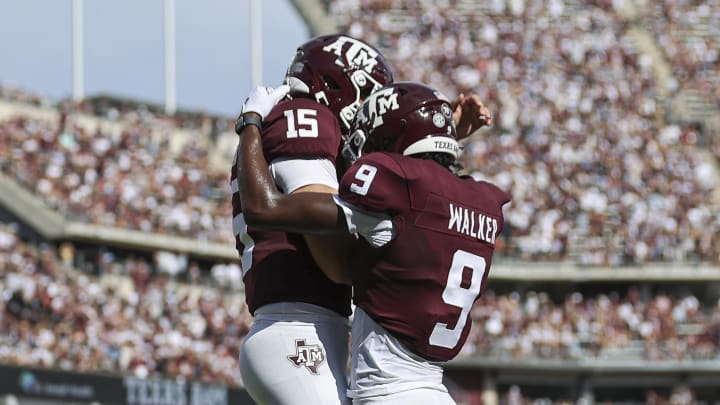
[284,35,393,132]
[356,86,400,129]
[322,36,380,75]
[343,82,459,164]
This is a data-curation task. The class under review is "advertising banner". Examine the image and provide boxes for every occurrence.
[0,365,254,405]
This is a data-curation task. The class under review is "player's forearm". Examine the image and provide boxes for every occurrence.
[237,123,346,233]
[249,192,347,233]
[236,120,282,223]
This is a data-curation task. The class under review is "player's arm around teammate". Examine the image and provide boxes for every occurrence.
[236,86,494,240]
[237,82,508,405]
[233,35,397,405]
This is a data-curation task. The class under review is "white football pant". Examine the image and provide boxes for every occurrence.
[348,308,455,405]
[239,302,351,405]
[352,388,456,405]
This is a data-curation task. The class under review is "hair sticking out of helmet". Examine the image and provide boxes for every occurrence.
[283,34,394,133]
[343,82,460,168]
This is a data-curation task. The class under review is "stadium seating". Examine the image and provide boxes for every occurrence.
[5,0,718,265]
[2,0,720,400]
[466,287,720,361]
[3,219,719,388]
[0,222,248,386]
[326,0,720,265]
[0,97,233,245]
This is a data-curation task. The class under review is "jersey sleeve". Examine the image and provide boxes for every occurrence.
[269,157,338,194]
[262,99,343,163]
[332,195,395,247]
[338,153,408,215]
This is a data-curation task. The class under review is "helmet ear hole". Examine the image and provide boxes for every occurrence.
[323,76,340,90]
[380,136,394,151]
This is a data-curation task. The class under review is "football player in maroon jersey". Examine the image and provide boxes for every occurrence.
[231,35,393,405]
[236,81,509,404]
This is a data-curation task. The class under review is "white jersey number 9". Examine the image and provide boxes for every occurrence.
[428,249,486,349]
[350,164,377,196]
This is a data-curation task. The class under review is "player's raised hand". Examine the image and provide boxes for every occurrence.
[241,84,291,119]
[452,93,493,140]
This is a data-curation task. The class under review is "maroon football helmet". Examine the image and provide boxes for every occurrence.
[284,34,394,133]
[343,82,459,163]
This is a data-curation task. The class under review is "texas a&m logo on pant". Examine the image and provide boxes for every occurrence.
[287,339,326,374]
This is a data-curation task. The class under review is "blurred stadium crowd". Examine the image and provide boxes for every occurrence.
[0,98,232,244]
[329,0,720,265]
[466,287,720,362]
[1,0,720,403]
[2,0,718,266]
[2,222,719,386]
[0,223,247,386]
[503,384,700,405]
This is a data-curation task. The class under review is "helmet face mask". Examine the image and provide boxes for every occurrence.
[337,69,387,129]
[284,35,393,133]
[343,82,460,165]
[341,128,368,165]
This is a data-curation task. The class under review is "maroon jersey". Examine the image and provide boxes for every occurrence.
[231,98,351,317]
[339,152,510,361]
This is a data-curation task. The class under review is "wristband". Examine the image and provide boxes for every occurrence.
[235,113,263,135]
